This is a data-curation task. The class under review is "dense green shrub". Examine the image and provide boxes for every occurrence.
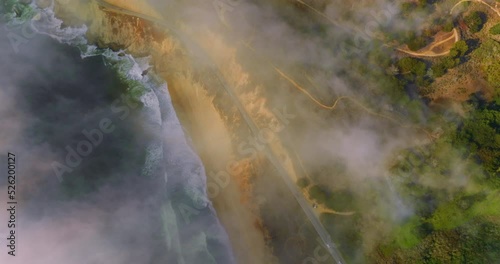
[324,190,355,211]
[464,11,486,33]
[397,57,427,76]
[449,40,469,58]
[308,185,328,203]
[443,20,454,32]
[490,23,500,35]
[296,177,310,189]
[407,36,428,51]
[431,63,446,77]
[455,107,500,178]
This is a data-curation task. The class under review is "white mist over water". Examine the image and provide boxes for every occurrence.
[0,1,236,263]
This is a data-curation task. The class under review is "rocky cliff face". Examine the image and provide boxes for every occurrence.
[52,1,282,263]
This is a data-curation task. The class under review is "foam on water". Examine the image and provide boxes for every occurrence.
[31,4,87,45]
[3,1,236,263]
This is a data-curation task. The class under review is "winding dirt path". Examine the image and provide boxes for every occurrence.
[293,150,356,217]
[396,28,460,57]
[451,0,500,18]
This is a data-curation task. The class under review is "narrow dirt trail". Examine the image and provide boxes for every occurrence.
[396,29,459,57]
[451,0,500,18]
[292,149,356,217]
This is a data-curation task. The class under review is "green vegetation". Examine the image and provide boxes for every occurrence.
[391,217,425,249]
[380,217,500,263]
[401,0,439,17]
[1,0,35,21]
[307,184,355,211]
[382,133,500,261]
[471,39,500,92]
[464,11,486,33]
[418,0,438,6]
[308,184,328,203]
[486,61,500,90]
[396,56,433,88]
[407,35,429,51]
[442,20,454,32]
[381,92,500,261]
[428,198,475,230]
[314,4,500,262]
[449,40,469,58]
[296,177,310,188]
[429,40,470,78]
[455,106,500,181]
[107,57,148,104]
[490,23,500,35]
[393,34,473,92]
[401,2,417,17]
[430,62,446,78]
[398,57,427,76]
[401,30,435,51]
[320,213,363,263]
[324,190,355,212]
[382,101,498,245]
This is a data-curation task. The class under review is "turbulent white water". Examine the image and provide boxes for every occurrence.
[4,1,236,263]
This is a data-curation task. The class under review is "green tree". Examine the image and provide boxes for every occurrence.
[449,40,469,58]
[408,35,428,51]
[443,20,454,32]
[418,0,438,6]
[398,57,427,76]
[296,177,310,189]
[324,190,355,211]
[441,56,459,69]
[308,185,328,203]
[401,2,417,16]
[428,41,467,79]
[455,108,500,177]
[431,63,446,77]
[464,11,486,33]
